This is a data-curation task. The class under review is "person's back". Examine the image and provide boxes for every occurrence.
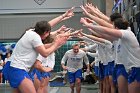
[10,29,43,72]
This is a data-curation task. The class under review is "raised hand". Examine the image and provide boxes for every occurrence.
[85,3,96,14]
[80,17,89,26]
[70,29,83,37]
[80,5,90,16]
[62,7,75,21]
[56,25,67,34]
[54,31,71,47]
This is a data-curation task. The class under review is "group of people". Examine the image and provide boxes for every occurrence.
[77,3,140,93]
[2,3,140,93]
[0,52,11,83]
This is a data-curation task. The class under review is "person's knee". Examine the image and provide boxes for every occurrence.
[76,81,81,87]
[70,83,75,88]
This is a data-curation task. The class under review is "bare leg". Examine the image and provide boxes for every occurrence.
[36,77,49,93]
[109,75,116,93]
[70,83,75,93]
[76,78,81,93]
[128,80,140,93]
[103,78,106,93]
[12,88,21,93]
[42,77,49,93]
[34,74,41,91]
[105,76,110,93]
[99,80,103,93]
[18,77,36,93]
[117,75,128,93]
[0,73,2,83]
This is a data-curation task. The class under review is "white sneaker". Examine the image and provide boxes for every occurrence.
[49,75,63,82]
[95,80,99,84]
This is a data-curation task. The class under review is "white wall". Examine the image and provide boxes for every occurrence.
[0,0,83,14]
[0,0,103,40]
[0,13,88,40]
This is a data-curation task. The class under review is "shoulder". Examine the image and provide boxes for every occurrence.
[79,49,86,54]
[120,29,134,39]
[26,29,40,37]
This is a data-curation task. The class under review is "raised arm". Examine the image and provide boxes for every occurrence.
[80,5,113,28]
[35,32,70,58]
[80,17,122,41]
[87,27,117,41]
[48,7,74,27]
[80,31,110,44]
[85,3,110,22]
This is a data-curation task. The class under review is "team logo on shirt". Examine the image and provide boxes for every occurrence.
[117,45,121,53]
[71,57,81,62]
[34,0,46,5]
[112,45,115,51]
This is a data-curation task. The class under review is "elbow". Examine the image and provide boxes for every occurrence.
[40,52,49,58]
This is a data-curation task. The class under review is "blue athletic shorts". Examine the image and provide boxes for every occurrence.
[112,64,128,84]
[94,66,99,77]
[28,69,36,81]
[30,68,50,81]
[128,67,140,84]
[103,64,109,77]
[2,61,31,88]
[108,61,115,75]
[68,69,83,84]
[99,63,104,80]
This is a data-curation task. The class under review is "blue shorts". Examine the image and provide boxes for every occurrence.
[0,70,2,73]
[128,67,140,84]
[99,63,104,80]
[94,66,99,77]
[108,61,115,75]
[113,64,128,84]
[103,64,109,77]
[30,68,50,81]
[28,69,36,81]
[68,69,83,84]
[2,61,31,88]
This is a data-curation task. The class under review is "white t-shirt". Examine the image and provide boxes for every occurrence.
[37,52,55,69]
[10,29,43,72]
[85,43,98,51]
[97,40,112,65]
[82,36,113,65]
[81,36,95,44]
[93,50,100,66]
[112,40,118,62]
[115,29,140,70]
[104,43,114,63]
[4,57,11,63]
[61,49,89,72]
[94,57,101,66]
